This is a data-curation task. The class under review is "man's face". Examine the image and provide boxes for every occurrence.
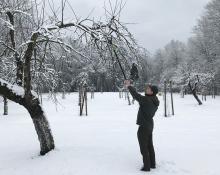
[145,86,153,95]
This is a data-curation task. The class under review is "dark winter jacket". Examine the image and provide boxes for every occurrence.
[128,86,160,132]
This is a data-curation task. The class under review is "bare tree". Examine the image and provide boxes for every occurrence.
[0,0,139,155]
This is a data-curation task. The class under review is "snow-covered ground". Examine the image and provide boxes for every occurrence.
[0,93,219,175]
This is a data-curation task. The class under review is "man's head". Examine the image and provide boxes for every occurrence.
[145,85,158,96]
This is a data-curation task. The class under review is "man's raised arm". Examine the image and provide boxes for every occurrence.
[124,80,144,103]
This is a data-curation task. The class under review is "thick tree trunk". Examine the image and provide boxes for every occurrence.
[0,81,55,155]
[30,111,55,155]
[24,97,55,155]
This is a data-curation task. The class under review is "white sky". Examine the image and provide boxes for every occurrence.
[52,0,211,53]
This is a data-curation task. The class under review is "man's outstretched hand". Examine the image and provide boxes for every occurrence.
[124,79,131,88]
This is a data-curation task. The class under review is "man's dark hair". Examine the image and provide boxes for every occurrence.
[150,85,159,95]
[147,85,159,95]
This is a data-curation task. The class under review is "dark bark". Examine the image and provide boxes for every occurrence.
[27,104,55,155]
[85,89,88,116]
[79,86,88,116]
[6,12,23,86]
[169,81,174,115]
[164,81,167,117]
[15,53,23,86]
[188,81,202,105]
[23,32,39,95]
[6,12,15,48]
[127,90,131,105]
[3,95,8,115]
[0,82,55,155]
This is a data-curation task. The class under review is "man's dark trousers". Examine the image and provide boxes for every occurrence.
[137,126,155,170]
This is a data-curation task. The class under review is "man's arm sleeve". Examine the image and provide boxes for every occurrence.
[128,86,144,103]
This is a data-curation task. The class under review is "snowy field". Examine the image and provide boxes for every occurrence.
[0,92,220,175]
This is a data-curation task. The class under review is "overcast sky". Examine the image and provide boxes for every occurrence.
[55,0,211,53]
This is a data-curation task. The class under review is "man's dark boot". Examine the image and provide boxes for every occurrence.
[142,156,150,171]
[141,166,150,172]
[151,165,156,169]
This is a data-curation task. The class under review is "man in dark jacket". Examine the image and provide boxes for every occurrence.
[124,80,160,172]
